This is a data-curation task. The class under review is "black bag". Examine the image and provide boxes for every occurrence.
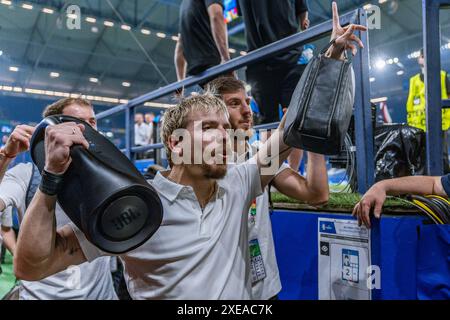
[30,115,163,254]
[374,124,426,182]
[283,40,355,155]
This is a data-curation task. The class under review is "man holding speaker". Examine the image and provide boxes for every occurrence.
[14,2,365,299]
[0,98,117,300]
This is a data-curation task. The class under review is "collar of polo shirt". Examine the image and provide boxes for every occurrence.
[154,171,227,203]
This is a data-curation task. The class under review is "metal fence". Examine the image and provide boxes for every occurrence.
[96,8,374,193]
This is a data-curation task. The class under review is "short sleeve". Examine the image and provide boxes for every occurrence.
[69,222,109,262]
[229,158,263,201]
[296,0,308,14]
[0,207,13,228]
[0,163,32,212]
[204,0,224,9]
[441,174,450,197]
[275,162,291,176]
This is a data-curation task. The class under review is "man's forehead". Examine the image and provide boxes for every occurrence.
[187,109,229,123]
[223,89,247,100]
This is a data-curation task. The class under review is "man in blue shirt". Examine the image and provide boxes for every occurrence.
[353,175,449,228]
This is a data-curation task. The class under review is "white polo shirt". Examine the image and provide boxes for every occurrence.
[235,142,289,300]
[71,160,263,299]
[0,163,117,300]
[0,206,13,248]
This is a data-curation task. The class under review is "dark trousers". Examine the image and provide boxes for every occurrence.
[246,63,306,124]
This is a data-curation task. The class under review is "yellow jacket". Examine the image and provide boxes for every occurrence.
[406,71,449,131]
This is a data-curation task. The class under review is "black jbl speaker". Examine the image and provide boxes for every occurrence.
[30,115,163,254]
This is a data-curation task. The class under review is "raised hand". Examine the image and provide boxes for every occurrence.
[44,122,89,175]
[1,124,35,159]
[327,1,367,59]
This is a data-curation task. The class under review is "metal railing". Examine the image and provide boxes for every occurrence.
[423,0,450,175]
[97,8,374,193]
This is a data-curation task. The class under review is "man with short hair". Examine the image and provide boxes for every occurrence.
[0,97,117,300]
[134,113,152,147]
[208,76,328,299]
[13,2,364,299]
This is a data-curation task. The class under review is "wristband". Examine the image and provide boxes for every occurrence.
[39,169,64,196]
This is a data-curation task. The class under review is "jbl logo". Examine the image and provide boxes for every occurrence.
[111,209,141,231]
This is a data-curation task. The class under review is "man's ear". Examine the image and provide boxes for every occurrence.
[168,135,183,158]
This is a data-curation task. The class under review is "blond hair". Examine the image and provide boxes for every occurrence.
[161,92,229,164]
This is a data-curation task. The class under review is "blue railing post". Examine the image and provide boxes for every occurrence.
[423,0,450,175]
[125,107,133,159]
[353,8,374,193]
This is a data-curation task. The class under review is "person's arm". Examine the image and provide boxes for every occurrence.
[352,176,446,228]
[272,153,329,205]
[14,122,89,281]
[255,1,366,189]
[296,0,309,31]
[1,226,16,256]
[0,125,35,187]
[174,35,187,81]
[207,2,231,64]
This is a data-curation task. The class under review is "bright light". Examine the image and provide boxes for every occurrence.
[371,97,388,104]
[86,17,96,23]
[2,86,12,91]
[104,21,114,27]
[229,48,236,54]
[13,87,22,92]
[245,85,252,92]
[0,50,3,56]
[89,77,99,83]
[9,66,19,72]
[50,72,60,78]
[378,0,388,3]
[42,8,54,14]
[121,24,131,31]
[387,59,393,65]
[91,26,99,33]
[119,99,129,104]
[393,57,399,64]
[363,4,372,10]
[156,32,166,38]
[397,70,404,76]
[375,60,386,70]
[171,35,179,41]
[240,51,247,56]
[144,102,174,109]
[408,51,421,59]
[1,0,12,6]
[21,3,33,10]
[141,29,151,35]
[370,77,376,82]
[122,82,131,87]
